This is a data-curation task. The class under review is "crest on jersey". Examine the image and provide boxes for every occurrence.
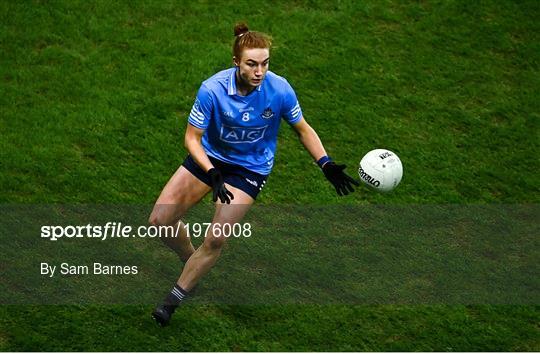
[261,108,274,119]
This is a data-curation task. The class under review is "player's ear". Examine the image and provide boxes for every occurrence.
[233,56,239,67]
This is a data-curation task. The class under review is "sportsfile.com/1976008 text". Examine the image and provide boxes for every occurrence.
[40,222,252,241]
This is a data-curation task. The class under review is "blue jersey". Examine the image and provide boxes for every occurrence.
[188,67,303,175]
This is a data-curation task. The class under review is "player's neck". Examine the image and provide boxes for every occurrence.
[235,71,256,96]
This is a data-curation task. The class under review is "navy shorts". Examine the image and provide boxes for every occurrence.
[182,155,268,200]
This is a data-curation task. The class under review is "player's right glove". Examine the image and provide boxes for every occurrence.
[319,157,360,196]
[208,168,234,204]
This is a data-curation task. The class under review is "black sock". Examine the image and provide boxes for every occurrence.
[163,284,188,313]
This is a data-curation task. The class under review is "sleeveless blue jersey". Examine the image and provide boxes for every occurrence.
[188,67,303,175]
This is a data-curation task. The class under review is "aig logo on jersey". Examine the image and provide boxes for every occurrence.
[220,125,268,144]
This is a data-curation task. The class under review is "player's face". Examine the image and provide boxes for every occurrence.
[234,48,270,88]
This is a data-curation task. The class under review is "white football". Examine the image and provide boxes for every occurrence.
[358,149,403,192]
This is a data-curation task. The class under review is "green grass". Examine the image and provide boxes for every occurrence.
[1,0,539,351]
[0,305,538,351]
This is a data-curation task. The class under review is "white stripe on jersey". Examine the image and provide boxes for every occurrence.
[290,101,301,118]
[291,106,301,118]
[191,105,205,119]
[189,106,205,124]
[189,113,204,125]
[189,115,204,125]
[228,70,235,95]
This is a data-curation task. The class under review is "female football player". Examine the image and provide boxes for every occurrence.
[149,23,358,326]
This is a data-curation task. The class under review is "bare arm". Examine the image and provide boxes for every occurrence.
[292,116,359,195]
[184,124,214,172]
[291,117,328,164]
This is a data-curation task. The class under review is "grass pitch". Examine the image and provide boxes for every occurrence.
[1,0,539,351]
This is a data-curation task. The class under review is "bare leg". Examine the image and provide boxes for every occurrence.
[177,184,254,291]
[162,220,194,262]
[149,166,211,261]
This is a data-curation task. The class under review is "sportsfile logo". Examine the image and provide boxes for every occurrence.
[220,125,267,144]
[358,167,381,187]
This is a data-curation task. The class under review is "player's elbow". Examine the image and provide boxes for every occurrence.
[184,133,196,150]
[297,125,316,141]
[293,121,315,139]
[184,126,203,151]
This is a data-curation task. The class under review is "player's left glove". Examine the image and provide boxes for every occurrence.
[319,156,360,196]
[208,168,234,204]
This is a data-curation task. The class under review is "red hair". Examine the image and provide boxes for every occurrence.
[233,23,272,59]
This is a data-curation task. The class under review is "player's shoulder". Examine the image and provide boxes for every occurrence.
[264,70,295,94]
[265,70,291,86]
[200,67,235,94]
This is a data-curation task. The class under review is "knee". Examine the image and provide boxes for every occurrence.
[204,234,227,251]
[148,212,162,226]
[149,206,179,226]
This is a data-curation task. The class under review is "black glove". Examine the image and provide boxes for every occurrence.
[322,162,360,196]
[208,168,234,204]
